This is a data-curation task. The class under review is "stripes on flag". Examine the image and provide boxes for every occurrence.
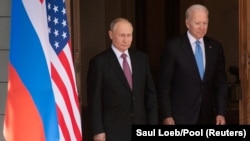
[3,0,82,141]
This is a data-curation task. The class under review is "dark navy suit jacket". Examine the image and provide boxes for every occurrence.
[87,48,158,141]
[158,33,228,124]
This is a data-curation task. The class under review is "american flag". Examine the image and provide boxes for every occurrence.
[3,0,82,140]
[46,0,82,140]
[47,0,69,53]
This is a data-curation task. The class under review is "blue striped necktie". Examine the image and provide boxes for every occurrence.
[195,40,204,79]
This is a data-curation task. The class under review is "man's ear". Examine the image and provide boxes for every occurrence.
[108,30,113,39]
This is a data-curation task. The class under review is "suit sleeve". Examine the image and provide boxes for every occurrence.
[87,59,104,136]
[158,41,175,120]
[214,43,228,116]
[145,55,159,124]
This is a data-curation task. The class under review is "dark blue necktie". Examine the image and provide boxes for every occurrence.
[195,40,204,79]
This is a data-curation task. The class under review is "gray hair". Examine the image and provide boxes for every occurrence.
[110,18,132,31]
[185,4,209,19]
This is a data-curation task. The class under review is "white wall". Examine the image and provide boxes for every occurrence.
[0,0,11,140]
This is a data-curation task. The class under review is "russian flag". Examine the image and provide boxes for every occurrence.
[3,0,82,141]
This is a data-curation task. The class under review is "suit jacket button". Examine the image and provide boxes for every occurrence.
[131,113,134,117]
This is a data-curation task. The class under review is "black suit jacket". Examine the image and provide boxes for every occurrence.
[87,48,158,141]
[158,33,228,124]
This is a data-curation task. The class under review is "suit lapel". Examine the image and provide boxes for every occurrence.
[203,38,214,81]
[181,35,201,80]
[129,50,137,91]
[108,49,132,91]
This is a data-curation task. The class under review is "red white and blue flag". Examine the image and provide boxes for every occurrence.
[3,0,82,141]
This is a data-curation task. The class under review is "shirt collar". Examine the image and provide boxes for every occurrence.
[187,31,203,44]
[111,44,129,58]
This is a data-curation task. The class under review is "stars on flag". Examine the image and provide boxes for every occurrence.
[46,0,69,53]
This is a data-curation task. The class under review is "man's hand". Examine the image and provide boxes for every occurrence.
[216,115,226,125]
[94,132,106,141]
[163,117,175,125]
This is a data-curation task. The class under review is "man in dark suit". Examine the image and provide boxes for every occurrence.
[87,18,158,141]
[158,4,228,125]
